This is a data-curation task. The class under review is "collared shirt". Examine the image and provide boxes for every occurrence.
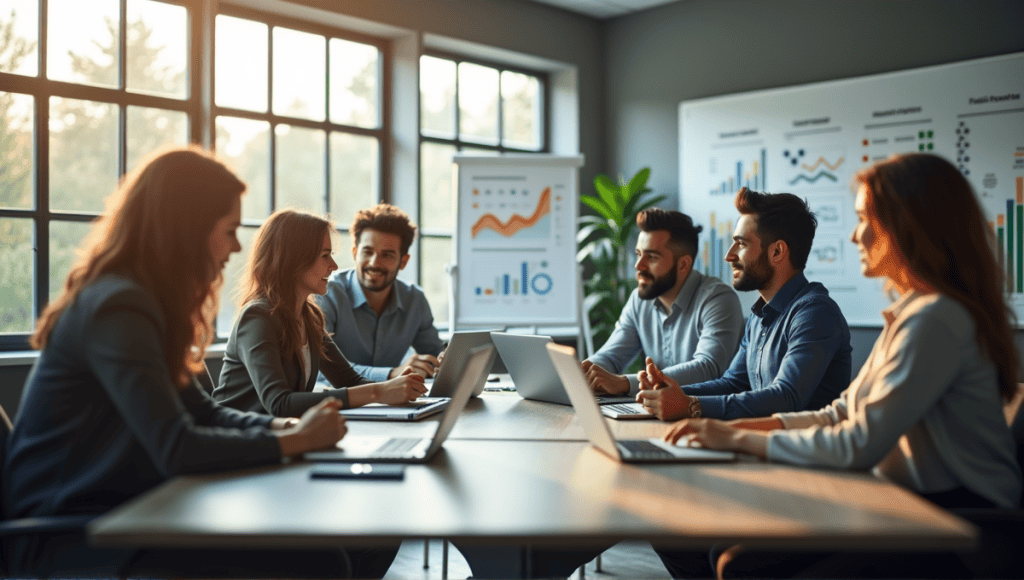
[315,268,445,382]
[587,270,743,394]
[768,291,1020,508]
[686,272,852,420]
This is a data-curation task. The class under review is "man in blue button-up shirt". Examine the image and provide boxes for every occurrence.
[582,208,743,395]
[637,188,852,422]
[316,204,445,383]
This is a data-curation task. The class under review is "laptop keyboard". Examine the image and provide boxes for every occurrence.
[372,437,423,458]
[617,439,674,460]
[604,403,645,415]
[596,395,637,405]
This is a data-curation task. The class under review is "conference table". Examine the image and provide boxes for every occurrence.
[87,390,978,572]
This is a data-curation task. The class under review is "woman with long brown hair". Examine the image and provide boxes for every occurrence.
[1,147,383,578]
[654,152,1021,577]
[213,208,426,417]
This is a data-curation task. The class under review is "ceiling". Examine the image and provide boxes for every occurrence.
[524,0,682,19]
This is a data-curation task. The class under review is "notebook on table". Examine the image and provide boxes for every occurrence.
[304,344,496,463]
[489,332,639,407]
[546,342,736,464]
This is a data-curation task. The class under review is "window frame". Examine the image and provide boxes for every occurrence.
[0,0,203,349]
[211,5,391,337]
[0,0,392,349]
[215,3,391,225]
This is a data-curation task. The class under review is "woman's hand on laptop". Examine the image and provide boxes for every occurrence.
[663,417,768,458]
[374,374,428,405]
[275,398,348,456]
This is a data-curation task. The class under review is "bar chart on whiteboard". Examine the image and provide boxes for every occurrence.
[453,157,580,327]
[681,52,1024,325]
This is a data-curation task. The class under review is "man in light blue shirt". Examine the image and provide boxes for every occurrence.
[583,208,743,395]
[638,187,852,422]
[316,204,445,382]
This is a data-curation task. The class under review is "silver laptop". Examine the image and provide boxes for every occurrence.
[338,397,450,421]
[426,330,496,398]
[490,332,638,406]
[600,402,653,420]
[304,344,496,463]
[546,342,736,463]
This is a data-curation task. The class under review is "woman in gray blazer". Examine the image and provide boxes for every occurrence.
[1,147,390,577]
[213,209,426,417]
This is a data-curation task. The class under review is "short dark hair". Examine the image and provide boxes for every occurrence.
[734,187,816,270]
[636,208,703,260]
[350,204,417,256]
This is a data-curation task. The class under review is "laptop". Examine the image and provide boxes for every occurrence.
[600,402,653,420]
[304,344,496,463]
[426,330,496,398]
[338,397,450,421]
[546,342,736,463]
[489,332,639,407]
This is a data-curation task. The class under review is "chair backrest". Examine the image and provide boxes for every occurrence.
[1007,384,1024,508]
[0,402,10,523]
[0,403,11,433]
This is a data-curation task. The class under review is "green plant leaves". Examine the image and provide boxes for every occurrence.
[592,174,623,219]
[625,167,651,199]
[578,166,661,350]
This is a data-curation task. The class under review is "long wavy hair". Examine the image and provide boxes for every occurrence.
[238,209,334,362]
[856,153,1018,401]
[32,146,246,388]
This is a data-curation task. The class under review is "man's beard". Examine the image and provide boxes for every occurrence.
[359,267,397,292]
[637,267,678,299]
[732,251,773,292]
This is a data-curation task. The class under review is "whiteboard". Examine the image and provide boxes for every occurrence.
[680,52,1024,326]
[451,154,583,328]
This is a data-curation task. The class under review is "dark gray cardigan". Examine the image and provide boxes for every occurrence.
[2,274,281,527]
[213,300,369,417]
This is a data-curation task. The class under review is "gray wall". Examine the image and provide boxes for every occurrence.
[603,0,1024,370]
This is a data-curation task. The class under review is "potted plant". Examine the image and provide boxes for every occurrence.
[577,167,665,352]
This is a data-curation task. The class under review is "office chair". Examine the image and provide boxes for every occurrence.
[0,402,99,577]
[952,383,1024,579]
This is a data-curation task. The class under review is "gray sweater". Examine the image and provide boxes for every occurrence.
[769,291,1021,508]
[213,299,369,416]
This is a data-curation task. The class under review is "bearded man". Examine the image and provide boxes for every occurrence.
[582,208,744,397]
[635,188,853,422]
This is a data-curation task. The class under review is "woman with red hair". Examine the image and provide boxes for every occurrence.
[1,147,377,578]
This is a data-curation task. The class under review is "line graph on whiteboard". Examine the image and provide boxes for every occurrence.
[782,146,847,188]
[469,186,556,243]
[471,187,551,240]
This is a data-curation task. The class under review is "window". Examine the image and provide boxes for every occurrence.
[418,53,546,326]
[212,8,387,333]
[1,0,194,346]
[0,0,387,348]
